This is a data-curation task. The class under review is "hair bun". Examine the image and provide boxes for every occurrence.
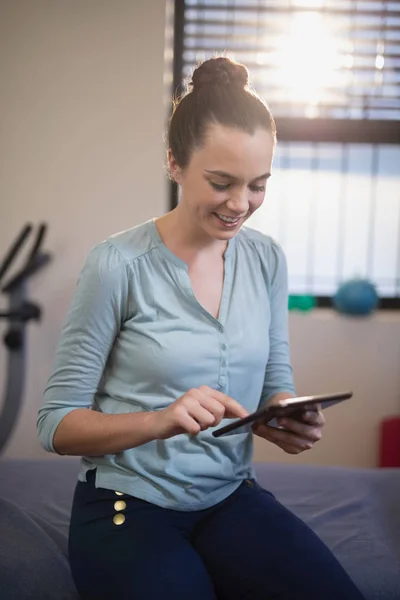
[191,57,248,91]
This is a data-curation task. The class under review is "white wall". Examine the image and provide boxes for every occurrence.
[1,0,398,468]
[0,0,169,458]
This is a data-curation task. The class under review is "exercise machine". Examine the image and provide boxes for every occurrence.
[0,223,52,453]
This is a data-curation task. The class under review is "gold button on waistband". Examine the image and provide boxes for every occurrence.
[115,491,124,496]
[113,513,125,526]
[114,500,126,512]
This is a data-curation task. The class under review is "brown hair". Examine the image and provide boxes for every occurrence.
[168,56,276,170]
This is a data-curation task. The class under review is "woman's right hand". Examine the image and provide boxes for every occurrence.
[151,386,249,440]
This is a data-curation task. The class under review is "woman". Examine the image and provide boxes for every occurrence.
[37,57,365,599]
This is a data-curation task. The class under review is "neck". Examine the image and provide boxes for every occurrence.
[155,206,228,264]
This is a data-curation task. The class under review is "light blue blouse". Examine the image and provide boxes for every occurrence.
[37,219,295,510]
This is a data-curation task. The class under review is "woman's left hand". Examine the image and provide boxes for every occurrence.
[252,406,325,454]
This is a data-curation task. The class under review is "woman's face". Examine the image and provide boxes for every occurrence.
[169,123,274,242]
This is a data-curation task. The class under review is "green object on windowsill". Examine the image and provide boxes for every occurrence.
[288,295,316,312]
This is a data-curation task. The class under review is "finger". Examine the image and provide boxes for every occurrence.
[189,403,218,430]
[177,412,202,436]
[302,403,322,413]
[252,424,310,454]
[207,389,249,419]
[196,395,225,426]
[253,423,316,450]
[301,409,324,426]
[278,418,322,442]
[252,422,271,437]
[190,388,231,424]
[252,423,295,443]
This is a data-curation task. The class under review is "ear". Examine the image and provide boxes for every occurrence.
[168,149,183,184]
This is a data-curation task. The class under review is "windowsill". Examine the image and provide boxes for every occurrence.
[289,308,400,323]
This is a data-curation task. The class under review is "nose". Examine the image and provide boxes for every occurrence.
[225,188,249,215]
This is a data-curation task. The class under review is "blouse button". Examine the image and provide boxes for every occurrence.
[113,513,126,526]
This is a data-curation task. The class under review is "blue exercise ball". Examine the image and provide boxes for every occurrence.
[333,278,379,316]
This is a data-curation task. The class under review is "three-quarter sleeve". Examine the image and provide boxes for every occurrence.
[260,241,296,405]
[37,241,128,452]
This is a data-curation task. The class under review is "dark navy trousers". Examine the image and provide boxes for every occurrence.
[68,470,365,600]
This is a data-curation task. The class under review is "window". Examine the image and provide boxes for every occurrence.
[171,0,400,305]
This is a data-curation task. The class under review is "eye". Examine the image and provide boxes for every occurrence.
[210,181,230,191]
[249,184,266,193]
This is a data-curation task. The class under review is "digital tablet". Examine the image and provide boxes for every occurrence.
[212,391,353,438]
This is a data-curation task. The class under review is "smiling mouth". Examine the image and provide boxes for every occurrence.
[214,213,242,225]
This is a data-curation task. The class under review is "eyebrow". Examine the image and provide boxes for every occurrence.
[204,170,271,181]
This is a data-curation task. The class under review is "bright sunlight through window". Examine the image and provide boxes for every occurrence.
[270,12,350,115]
